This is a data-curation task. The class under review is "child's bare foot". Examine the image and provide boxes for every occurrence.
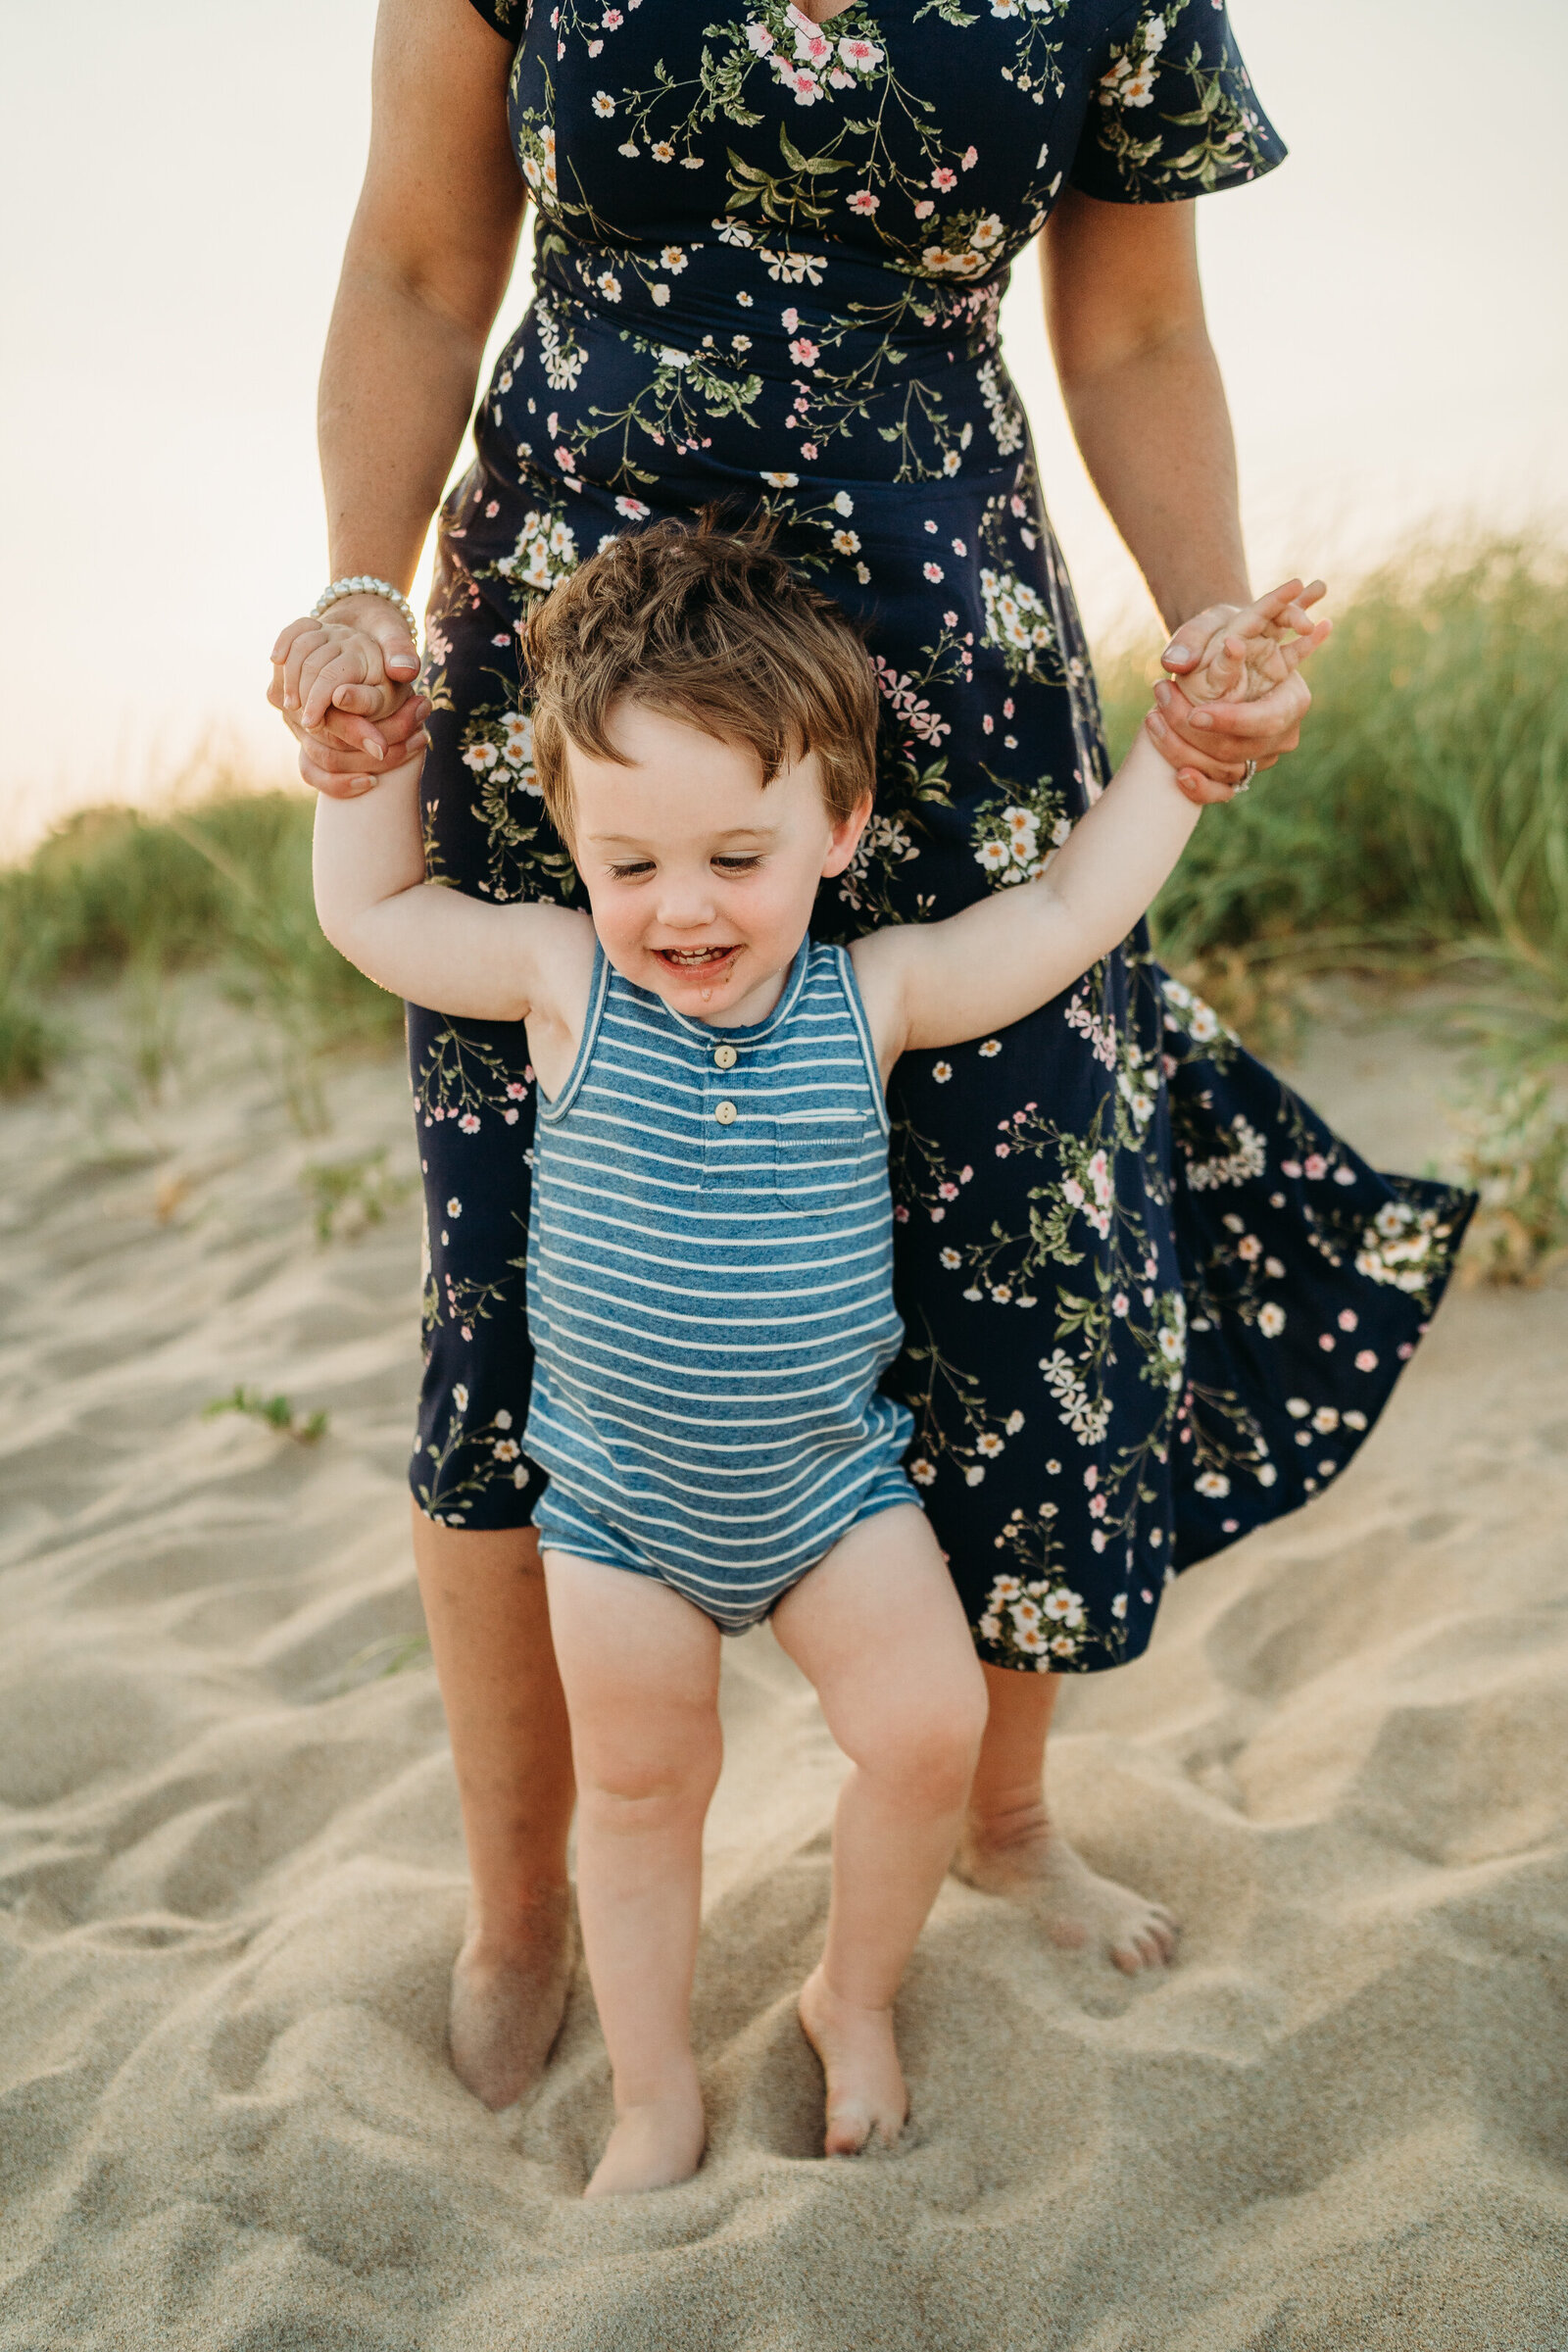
[955,1809,1178,1976]
[449,1892,575,2110]
[584,2073,707,2198]
[798,1965,909,2156]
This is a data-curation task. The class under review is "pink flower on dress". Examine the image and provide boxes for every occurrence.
[789,336,820,367]
[777,61,821,101]
[847,190,879,216]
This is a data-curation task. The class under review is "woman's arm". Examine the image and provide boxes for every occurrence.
[1041,190,1312,791]
[269,0,525,787]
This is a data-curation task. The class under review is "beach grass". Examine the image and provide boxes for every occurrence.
[0,790,402,1114]
[1098,532,1568,1064]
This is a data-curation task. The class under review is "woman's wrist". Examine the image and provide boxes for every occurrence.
[313,574,419,645]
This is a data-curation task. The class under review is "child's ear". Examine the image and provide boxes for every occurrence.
[820,792,874,880]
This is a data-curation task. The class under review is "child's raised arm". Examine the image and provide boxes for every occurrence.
[856,583,1329,1061]
[313,752,590,1026]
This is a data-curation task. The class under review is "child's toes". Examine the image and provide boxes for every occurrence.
[824,2098,876,2156]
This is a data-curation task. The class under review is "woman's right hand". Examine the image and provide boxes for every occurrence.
[269,594,429,798]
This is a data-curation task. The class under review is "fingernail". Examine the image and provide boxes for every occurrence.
[1147,711,1166,736]
[1153,681,1170,707]
[368,739,385,760]
[1191,710,1212,728]
[1161,642,1181,663]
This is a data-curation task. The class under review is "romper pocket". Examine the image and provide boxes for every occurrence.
[769,1109,870,1212]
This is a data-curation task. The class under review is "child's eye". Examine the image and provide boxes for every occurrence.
[712,856,761,874]
[608,859,655,881]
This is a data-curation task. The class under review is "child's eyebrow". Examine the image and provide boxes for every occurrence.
[586,826,781,848]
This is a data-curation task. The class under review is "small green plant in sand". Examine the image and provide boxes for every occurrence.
[0,974,56,1096]
[1451,1076,1568,1286]
[114,952,183,1103]
[339,1633,432,1692]
[202,1387,330,1445]
[301,1146,417,1245]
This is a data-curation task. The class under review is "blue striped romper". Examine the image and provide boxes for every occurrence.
[525,937,917,1631]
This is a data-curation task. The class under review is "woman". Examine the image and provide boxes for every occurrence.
[270,0,1468,2111]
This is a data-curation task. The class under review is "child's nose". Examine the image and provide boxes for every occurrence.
[657,881,718,929]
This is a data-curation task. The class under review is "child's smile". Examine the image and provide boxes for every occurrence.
[567,703,869,1026]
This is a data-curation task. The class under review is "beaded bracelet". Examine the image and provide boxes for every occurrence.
[310,574,420,648]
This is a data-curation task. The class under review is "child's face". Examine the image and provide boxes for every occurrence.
[566,702,870,1025]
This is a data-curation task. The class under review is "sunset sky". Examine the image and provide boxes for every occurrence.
[3,0,1563,852]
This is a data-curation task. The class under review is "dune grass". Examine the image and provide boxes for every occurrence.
[0,789,401,1118]
[1096,533,1568,1065]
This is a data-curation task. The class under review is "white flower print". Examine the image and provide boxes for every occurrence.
[980,567,1056,669]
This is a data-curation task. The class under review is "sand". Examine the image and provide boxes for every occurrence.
[2,982,1566,2350]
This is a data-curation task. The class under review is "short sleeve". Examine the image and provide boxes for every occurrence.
[465,0,528,37]
[1069,2,1286,204]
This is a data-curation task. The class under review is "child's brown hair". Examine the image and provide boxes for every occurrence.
[523,515,879,840]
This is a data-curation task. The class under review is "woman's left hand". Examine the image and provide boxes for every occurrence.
[1150,590,1322,805]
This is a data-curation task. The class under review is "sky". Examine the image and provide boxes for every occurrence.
[3,0,1564,854]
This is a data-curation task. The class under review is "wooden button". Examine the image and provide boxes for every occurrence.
[714,1100,738,1125]
[713,1043,738,1069]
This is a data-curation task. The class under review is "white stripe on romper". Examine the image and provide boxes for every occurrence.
[525,938,914,1629]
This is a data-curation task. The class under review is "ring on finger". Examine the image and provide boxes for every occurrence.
[1234,759,1257,794]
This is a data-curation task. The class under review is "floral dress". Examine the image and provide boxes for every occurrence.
[411,0,1473,1673]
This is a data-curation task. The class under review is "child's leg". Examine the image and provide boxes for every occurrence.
[770,1504,988,2155]
[541,1551,723,2198]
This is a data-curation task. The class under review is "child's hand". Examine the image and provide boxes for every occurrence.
[1179,578,1331,709]
[269,591,427,797]
[1145,579,1331,801]
[273,594,420,732]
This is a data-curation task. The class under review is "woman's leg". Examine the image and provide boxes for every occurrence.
[956,1665,1179,1974]
[413,1508,576,2108]
[771,1506,989,2155]
[541,1552,723,2199]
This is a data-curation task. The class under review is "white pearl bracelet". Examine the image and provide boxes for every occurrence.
[310,574,420,647]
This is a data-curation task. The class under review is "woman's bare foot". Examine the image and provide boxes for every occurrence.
[448,1890,575,2110]
[955,1807,1178,1976]
[585,2072,707,2198]
[798,1965,908,2156]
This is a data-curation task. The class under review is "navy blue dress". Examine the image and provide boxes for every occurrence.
[409,0,1472,1672]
